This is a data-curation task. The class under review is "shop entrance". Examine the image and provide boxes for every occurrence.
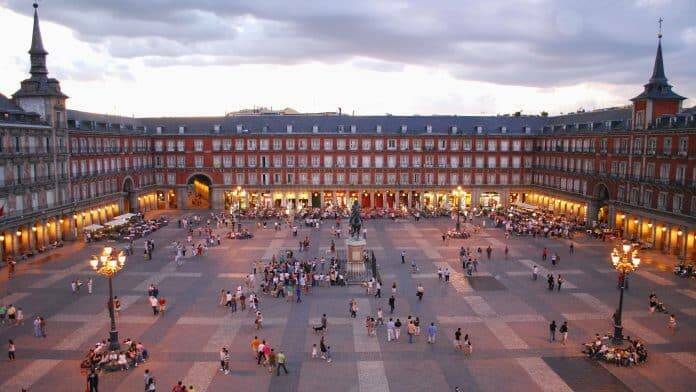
[186,174,212,209]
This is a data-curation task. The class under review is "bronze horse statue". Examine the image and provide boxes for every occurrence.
[349,200,362,240]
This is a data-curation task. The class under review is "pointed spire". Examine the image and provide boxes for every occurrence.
[29,2,48,78]
[631,18,685,102]
[649,19,666,83]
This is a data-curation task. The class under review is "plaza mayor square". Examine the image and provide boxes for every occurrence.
[0,1,695,391]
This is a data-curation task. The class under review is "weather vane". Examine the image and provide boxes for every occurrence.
[658,17,663,38]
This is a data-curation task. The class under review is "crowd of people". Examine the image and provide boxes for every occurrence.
[582,334,648,366]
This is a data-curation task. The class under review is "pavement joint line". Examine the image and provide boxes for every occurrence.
[571,293,613,314]
[217,273,250,279]
[666,352,696,373]
[177,316,285,326]
[634,270,676,287]
[676,289,696,300]
[0,359,62,391]
[433,262,473,293]
[30,262,88,289]
[53,295,141,350]
[354,298,380,353]
[0,291,30,304]
[357,360,390,392]
[622,318,669,344]
[182,361,218,392]
[204,314,242,352]
[516,357,573,392]
[485,319,529,349]
[462,295,497,317]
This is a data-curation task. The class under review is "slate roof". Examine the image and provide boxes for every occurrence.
[631,37,685,102]
[0,93,24,113]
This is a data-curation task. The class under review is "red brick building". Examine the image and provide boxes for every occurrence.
[1,4,694,261]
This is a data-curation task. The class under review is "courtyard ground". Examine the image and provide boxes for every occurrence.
[0,213,694,391]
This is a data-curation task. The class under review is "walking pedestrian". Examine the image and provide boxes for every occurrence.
[547,274,554,290]
[388,295,396,314]
[454,328,463,350]
[549,320,557,342]
[8,339,16,360]
[560,321,568,345]
[394,318,402,340]
[374,281,381,298]
[427,322,437,344]
[87,369,99,392]
[416,284,424,301]
[401,251,406,264]
[532,265,538,281]
[569,243,574,254]
[557,275,564,291]
[276,350,288,375]
[407,320,416,343]
[387,318,395,342]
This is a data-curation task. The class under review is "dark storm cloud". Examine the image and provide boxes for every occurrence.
[5,0,696,90]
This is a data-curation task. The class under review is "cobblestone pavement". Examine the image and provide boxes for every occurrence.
[0,213,694,391]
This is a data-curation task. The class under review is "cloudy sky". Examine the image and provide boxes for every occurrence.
[0,0,694,117]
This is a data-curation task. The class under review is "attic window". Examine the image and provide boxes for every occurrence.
[476,126,483,134]
[376,125,382,133]
[338,125,344,133]
[213,124,221,133]
[178,126,185,134]
[524,126,531,134]
[350,125,357,133]
[287,124,293,133]
[312,125,318,133]
[236,125,243,133]
[426,124,432,133]
[500,126,507,134]
[451,126,458,134]
[400,125,407,133]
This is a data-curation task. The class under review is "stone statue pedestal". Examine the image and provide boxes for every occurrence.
[345,238,367,275]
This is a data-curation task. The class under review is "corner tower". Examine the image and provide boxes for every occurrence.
[630,21,685,129]
[13,2,68,129]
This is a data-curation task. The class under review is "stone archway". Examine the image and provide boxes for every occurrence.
[186,173,213,209]
[122,177,135,213]
[592,183,611,223]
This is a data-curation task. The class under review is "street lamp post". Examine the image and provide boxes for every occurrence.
[610,242,640,344]
[90,246,126,351]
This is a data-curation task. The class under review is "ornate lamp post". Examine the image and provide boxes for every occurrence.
[90,246,126,351]
[610,242,640,344]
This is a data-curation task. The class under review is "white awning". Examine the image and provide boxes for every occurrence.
[83,224,104,232]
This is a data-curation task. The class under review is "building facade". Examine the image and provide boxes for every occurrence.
[1,4,694,262]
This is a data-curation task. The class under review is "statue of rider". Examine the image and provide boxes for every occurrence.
[349,200,362,240]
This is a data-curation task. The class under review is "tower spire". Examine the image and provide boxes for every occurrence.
[650,17,666,83]
[29,2,49,78]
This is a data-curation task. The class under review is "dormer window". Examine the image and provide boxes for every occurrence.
[476,126,483,134]
[338,125,344,133]
[451,126,458,134]
[426,124,432,133]
[524,126,531,134]
[236,125,243,133]
[287,124,293,133]
[500,126,507,134]
[156,126,162,134]
[312,125,318,133]
[213,124,221,133]
[178,126,185,134]
[376,125,382,133]
[350,125,357,133]
[400,125,407,133]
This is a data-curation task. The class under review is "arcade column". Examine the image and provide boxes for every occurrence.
[586,200,599,226]
[500,189,510,208]
[211,188,225,210]
[471,189,482,209]
[177,187,188,209]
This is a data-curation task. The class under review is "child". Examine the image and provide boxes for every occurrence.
[8,339,16,360]
[311,344,318,359]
